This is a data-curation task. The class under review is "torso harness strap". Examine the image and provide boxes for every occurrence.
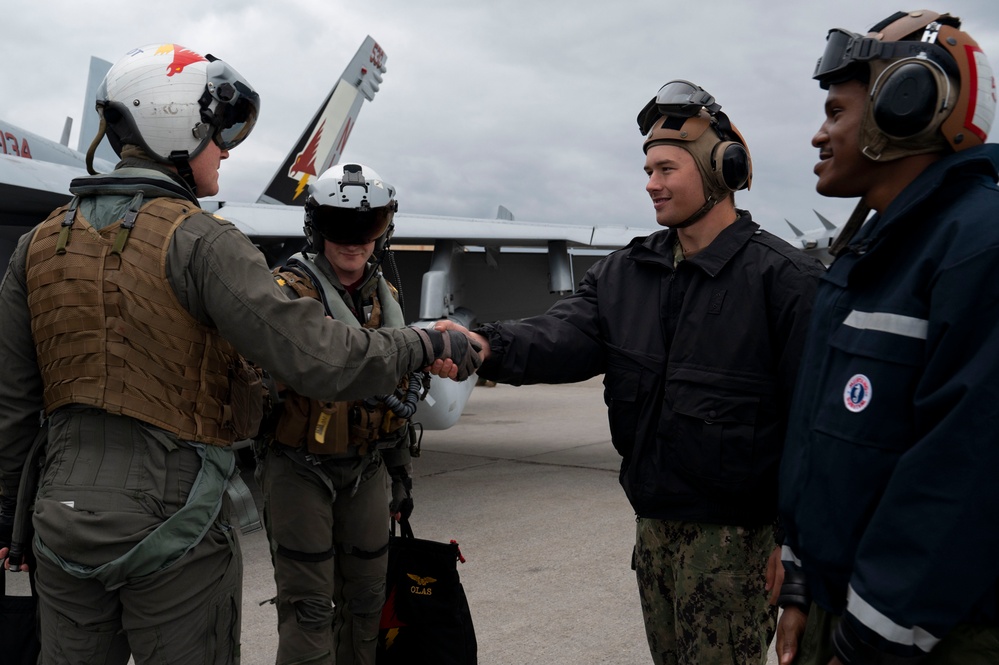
[270,253,409,458]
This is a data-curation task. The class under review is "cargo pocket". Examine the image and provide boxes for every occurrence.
[813,320,924,451]
[206,526,242,665]
[665,383,760,494]
[604,345,662,460]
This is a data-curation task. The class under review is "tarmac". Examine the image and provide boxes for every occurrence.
[7,376,781,664]
[239,376,782,664]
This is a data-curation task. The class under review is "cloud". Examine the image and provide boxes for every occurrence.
[3,0,998,239]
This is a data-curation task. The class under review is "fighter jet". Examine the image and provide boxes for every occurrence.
[0,37,833,431]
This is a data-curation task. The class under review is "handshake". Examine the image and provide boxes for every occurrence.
[411,320,491,382]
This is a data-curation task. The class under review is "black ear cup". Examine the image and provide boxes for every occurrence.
[872,62,941,137]
[711,141,750,191]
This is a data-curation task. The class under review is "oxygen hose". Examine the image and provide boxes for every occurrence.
[379,373,425,419]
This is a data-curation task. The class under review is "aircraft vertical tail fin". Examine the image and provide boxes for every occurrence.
[60,118,72,147]
[77,56,116,165]
[256,36,387,205]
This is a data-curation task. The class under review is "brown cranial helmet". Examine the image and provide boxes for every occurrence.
[638,80,752,215]
[814,10,996,161]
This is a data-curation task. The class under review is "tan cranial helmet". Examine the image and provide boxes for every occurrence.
[814,10,996,161]
[638,80,752,217]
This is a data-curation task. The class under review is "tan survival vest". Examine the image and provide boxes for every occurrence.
[270,256,408,457]
[25,196,259,446]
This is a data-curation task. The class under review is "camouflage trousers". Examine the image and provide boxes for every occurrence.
[634,518,777,665]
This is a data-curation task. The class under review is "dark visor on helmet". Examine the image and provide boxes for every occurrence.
[199,56,261,150]
[213,86,259,149]
[637,80,721,135]
[813,28,952,87]
[311,206,394,245]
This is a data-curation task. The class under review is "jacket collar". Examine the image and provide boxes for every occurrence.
[627,209,760,277]
[308,251,380,297]
[68,160,199,205]
[849,144,999,253]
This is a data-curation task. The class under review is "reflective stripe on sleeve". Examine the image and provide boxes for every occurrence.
[847,584,941,652]
[843,310,929,340]
[782,545,803,567]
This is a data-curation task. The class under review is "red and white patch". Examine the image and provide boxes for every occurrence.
[844,374,872,413]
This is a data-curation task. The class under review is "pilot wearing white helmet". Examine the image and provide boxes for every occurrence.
[0,44,478,665]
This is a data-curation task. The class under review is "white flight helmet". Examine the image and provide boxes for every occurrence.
[93,44,259,174]
[304,164,399,254]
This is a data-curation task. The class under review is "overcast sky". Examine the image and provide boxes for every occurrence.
[4,0,999,241]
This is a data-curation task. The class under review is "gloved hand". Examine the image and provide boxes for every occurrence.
[388,466,414,522]
[411,327,482,381]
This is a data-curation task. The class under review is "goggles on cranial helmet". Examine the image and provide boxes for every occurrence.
[637,80,722,136]
[637,80,751,184]
[813,27,956,89]
[637,80,753,230]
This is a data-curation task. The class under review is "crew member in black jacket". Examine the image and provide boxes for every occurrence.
[436,80,824,664]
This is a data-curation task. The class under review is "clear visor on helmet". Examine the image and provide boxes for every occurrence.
[197,57,260,150]
[813,28,952,88]
[637,80,721,135]
[309,203,394,245]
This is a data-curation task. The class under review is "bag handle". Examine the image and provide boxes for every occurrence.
[391,516,415,539]
[390,518,466,564]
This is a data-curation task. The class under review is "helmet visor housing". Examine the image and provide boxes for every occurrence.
[304,164,398,249]
[197,57,260,150]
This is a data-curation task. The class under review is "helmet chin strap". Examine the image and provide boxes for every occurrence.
[168,150,199,196]
[669,195,718,229]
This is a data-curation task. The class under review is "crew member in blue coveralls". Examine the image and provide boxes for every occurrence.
[776,10,999,665]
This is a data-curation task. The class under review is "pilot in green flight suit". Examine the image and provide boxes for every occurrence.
[0,46,479,665]
[255,164,421,665]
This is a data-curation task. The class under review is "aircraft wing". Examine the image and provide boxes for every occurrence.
[208,198,650,431]
[394,213,647,248]
[213,201,648,249]
[0,154,76,213]
[0,155,78,266]
[784,211,840,265]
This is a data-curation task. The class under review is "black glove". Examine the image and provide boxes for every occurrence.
[411,327,483,381]
[388,466,414,521]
